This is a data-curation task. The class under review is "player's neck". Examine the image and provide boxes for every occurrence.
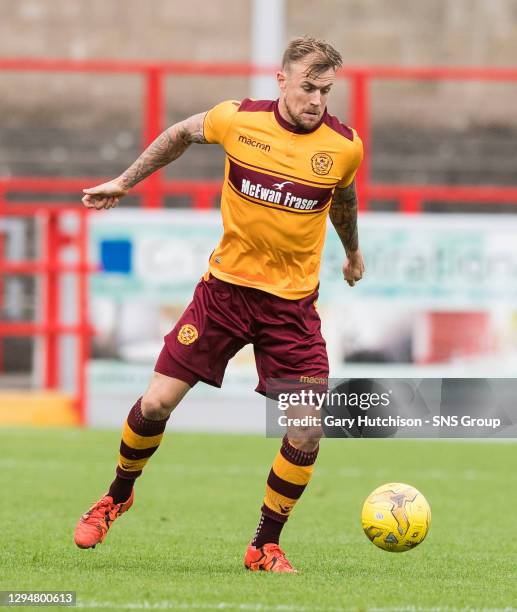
[276,98,297,128]
[275,98,325,135]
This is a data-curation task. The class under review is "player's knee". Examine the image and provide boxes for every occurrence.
[288,430,322,453]
[141,393,173,420]
[141,374,190,419]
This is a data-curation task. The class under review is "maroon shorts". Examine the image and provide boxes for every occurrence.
[154,274,329,395]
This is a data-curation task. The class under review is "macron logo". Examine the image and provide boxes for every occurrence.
[238,134,271,152]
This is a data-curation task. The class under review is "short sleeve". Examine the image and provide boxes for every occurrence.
[203,100,240,145]
[337,131,364,188]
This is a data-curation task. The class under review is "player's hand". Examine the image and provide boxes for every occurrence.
[82,179,128,210]
[343,249,365,287]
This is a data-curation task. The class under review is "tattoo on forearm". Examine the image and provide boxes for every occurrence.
[329,181,359,253]
[119,113,207,189]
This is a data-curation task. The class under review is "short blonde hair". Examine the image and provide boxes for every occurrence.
[282,36,343,77]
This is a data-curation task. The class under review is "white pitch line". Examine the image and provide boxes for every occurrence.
[75,601,345,611]
[0,458,503,482]
[369,608,515,612]
[75,602,516,612]
[0,458,264,475]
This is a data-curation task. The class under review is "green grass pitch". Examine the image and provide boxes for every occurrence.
[0,428,516,610]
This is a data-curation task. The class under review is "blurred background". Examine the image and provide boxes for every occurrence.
[1,0,517,430]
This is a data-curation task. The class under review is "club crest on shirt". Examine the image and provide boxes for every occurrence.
[177,324,198,345]
[311,152,333,175]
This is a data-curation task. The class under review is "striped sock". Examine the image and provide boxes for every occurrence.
[107,398,169,503]
[252,435,319,547]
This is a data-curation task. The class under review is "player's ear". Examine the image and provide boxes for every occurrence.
[277,70,287,93]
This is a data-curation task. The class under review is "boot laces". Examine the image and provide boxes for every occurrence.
[266,544,293,570]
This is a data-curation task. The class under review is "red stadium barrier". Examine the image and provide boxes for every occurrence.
[1,59,517,423]
[2,58,517,209]
[0,198,93,423]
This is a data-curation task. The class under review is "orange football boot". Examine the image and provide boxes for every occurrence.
[74,491,134,549]
[244,543,297,573]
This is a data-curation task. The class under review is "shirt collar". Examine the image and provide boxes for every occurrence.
[273,99,327,135]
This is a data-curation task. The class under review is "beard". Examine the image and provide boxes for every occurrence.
[284,98,321,131]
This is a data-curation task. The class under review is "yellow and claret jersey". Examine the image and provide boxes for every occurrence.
[203,98,363,299]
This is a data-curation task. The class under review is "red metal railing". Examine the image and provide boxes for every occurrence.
[1,59,517,423]
[2,59,517,210]
[0,198,93,423]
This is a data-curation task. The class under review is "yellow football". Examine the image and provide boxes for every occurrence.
[361,482,431,552]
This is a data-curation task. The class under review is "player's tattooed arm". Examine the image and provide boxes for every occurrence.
[82,112,207,209]
[118,112,207,190]
[329,181,365,287]
[329,181,359,254]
